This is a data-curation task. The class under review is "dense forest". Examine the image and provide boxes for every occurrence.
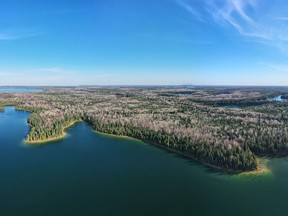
[2,86,288,172]
[26,113,81,143]
[84,116,257,171]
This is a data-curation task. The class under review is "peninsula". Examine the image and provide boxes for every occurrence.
[2,86,288,173]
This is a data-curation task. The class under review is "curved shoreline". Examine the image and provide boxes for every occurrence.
[21,111,266,174]
[238,159,269,176]
[16,103,266,175]
[93,130,268,175]
[24,118,268,174]
[25,120,82,144]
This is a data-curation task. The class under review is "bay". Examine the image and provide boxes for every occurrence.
[0,106,287,216]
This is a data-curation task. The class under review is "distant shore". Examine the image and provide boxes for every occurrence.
[26,120,82,144]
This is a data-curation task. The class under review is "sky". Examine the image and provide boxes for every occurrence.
[1,0,288,86]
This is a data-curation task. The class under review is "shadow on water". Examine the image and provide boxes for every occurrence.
[11,106,277,180]
[160,147,288,178]
[5,105,288,216]
[151,145,235,177]
[257,153,288,159]
[5,105,280,179]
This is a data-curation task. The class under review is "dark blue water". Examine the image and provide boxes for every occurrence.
[268,95,287,102]
[0,88,42,93]
[221,105,240,109]
[1,106,288,216]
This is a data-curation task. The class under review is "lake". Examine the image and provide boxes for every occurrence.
[221,105,240,109]
[1,106,288,216]
[0,88,42,93]
[268,95,287,102]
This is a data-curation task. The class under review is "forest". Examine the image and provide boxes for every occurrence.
[1,86,288,172]
[26,113,80,143]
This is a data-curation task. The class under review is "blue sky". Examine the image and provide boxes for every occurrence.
[1,0,288,86]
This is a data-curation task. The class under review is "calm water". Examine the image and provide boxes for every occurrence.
[0,88,42,93]
[268,95,287,102]
[1,107,288,216]
[221,105,240,109]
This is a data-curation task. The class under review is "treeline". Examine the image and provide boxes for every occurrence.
[15,105,44,113]
[190,97,270,107]
[26,113,80,142]
[0,102,42,112]
[0,101,18,110]
[84,116,257,172]
[10,86,288,173]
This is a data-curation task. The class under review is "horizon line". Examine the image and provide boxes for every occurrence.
[2,84,288,88]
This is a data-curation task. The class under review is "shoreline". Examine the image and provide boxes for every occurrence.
[238,158,270,176]
[94,130,142,142]
[93,129,265,175]
[23,116,268,175]
[238,165,268,176]
[25,119,82,144]
[22,111,267,175]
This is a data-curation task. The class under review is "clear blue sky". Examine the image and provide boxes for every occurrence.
[1,0,288,86]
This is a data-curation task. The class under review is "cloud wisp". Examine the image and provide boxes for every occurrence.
[177,0,288,53]
[36,67,76,75]
[176,0,205,22]
[0,28,44,40]
[207,0,257,35]
[259,62,288,73]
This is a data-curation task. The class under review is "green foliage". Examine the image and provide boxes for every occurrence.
[85,117,257,172]
[0,101,18,110]
[15,105,44,113]
[26,114,80,142]
[6,86,288,172]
